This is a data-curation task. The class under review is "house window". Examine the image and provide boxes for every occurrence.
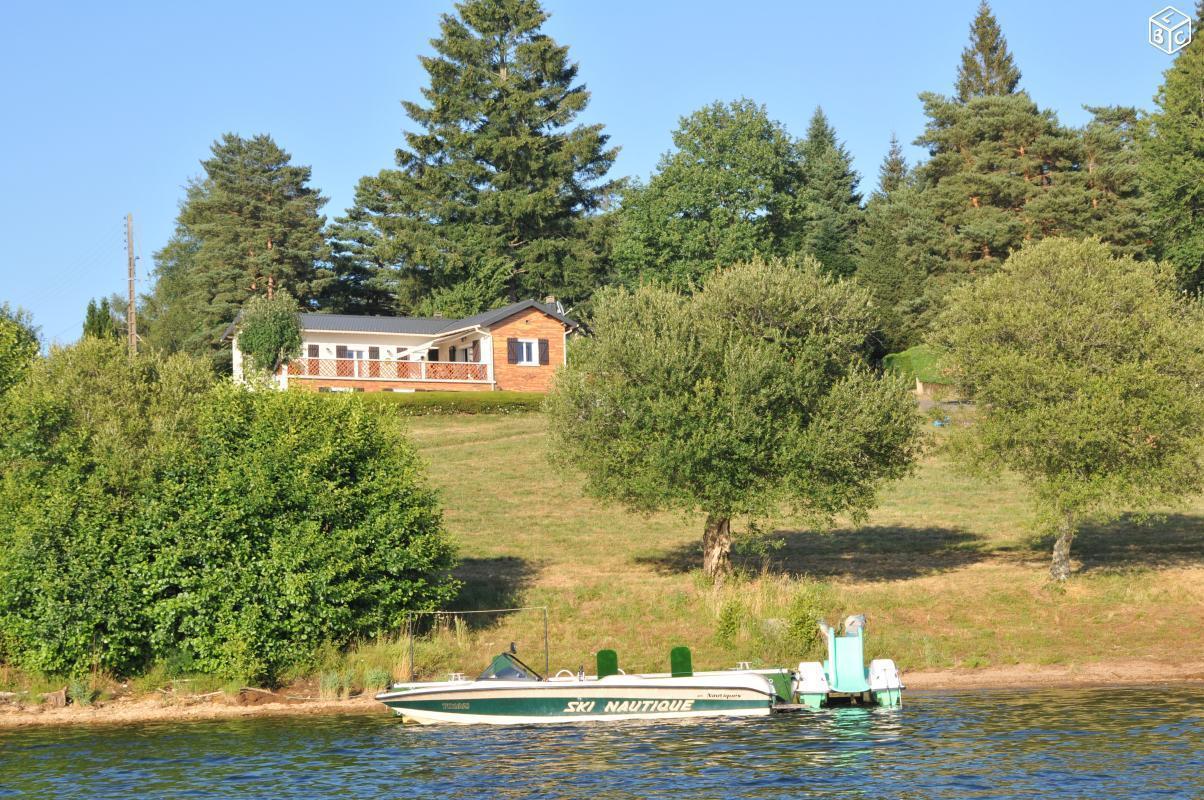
[516,339,538,366]
[368,346,380,360]
[427,348,439,362]
[307,344,318,358]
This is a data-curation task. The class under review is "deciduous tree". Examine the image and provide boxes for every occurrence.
[613,100,806,289]
[236,292,302,375]
[0,339,458,679]
[0,303,38,395]
[547,257,922,578]
[935,238,1204,580]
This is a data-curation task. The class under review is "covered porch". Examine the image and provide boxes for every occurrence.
[282,326,494,390]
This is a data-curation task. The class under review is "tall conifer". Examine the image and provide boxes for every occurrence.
[330,0,618,315]
[798,108,862,278]
[876,134,908,197]
[856,140,927,353]
[956,1,1021,101]
[1142,6,1204,290]
[144,135,328,368]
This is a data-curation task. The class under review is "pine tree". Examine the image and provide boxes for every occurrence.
[143,134,329,368]
[798,108,862,278]
[956,1,1021,102]
[613,99,806,288]
[903,3,1089,335]
[1077,106,1151,259]
[330,0,618,315]
[1142,9,1204,290]
[876,133,908,197]
[82,298,121,340]
[855,142,927,354]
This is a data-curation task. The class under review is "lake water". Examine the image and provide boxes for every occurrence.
[1,687,1200,799]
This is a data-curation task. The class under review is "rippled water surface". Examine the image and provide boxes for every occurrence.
[1,687,1201,799]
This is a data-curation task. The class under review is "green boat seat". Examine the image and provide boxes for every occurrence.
[670,646,693,677]
[597,649,619,678]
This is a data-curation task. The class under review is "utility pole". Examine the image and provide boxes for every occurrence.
[126,213,137,356]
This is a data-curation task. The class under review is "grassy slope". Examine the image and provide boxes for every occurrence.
[391,412,1204,678]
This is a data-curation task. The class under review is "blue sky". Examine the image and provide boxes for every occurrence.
[0,0,1187,344]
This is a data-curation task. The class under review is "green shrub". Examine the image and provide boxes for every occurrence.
[785,581,833,659]
[356,391,544,415]
[363,667,392,691]
[318,671,341,700]
[237,293,302,374]
[67,677,94,707]
[713,600,744,647]
[883,344,946,384]
[0,341,459,684]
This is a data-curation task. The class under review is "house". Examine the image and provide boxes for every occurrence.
[230,299,578,393]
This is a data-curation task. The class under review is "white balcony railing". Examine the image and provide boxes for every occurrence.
[286,358,491,383]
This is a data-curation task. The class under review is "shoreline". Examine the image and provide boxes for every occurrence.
[3,660,1202,729]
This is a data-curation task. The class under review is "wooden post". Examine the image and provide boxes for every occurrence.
[126,213,137,356]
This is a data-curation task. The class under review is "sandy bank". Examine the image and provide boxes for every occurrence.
[3,660,1202,729]
[0,692,381,729]
[903,659,1204,690]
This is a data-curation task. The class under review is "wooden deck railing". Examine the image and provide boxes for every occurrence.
[286,359,490,383]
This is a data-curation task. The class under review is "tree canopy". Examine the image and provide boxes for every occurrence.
[328,0,618,317]
[143,133,329,370]
[82,297,122,341]
[0,304,39,396]
[797,108,863,278]
[612,99,807,289]
[1142,14,1204,291]
[236,292,302,375]
[547,257,922,577]
[956,1,1021,102]
[935,238,1204,580]
[0,339,458,680]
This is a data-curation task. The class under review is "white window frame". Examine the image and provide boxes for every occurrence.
[517,338,539,366]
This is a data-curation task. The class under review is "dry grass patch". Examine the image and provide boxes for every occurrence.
[351,413,1204,678]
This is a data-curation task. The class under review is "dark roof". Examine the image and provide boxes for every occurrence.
[297,313,451,335]
[297,300,577,336]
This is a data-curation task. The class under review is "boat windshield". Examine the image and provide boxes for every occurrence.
[477,653,540,681]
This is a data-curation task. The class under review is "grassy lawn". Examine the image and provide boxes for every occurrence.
[379,412,1204,679]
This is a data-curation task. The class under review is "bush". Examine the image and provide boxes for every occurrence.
[784,581,833,659]
[882,344,946,384]
[356,390,544,415]
[237,293,302,374]
[713,600,744,648]
[363,667,392,691]
[0,340,459,683]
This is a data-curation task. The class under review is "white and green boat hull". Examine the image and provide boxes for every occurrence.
[377,673,778,725]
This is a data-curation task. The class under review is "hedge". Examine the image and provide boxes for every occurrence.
[353,390,545,415]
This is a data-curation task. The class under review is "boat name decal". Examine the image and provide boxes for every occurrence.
[560,699,697,714]
[441,702,470,710]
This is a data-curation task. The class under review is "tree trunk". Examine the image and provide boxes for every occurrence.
[702,514,732,579]
[1049,512,1076,582]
